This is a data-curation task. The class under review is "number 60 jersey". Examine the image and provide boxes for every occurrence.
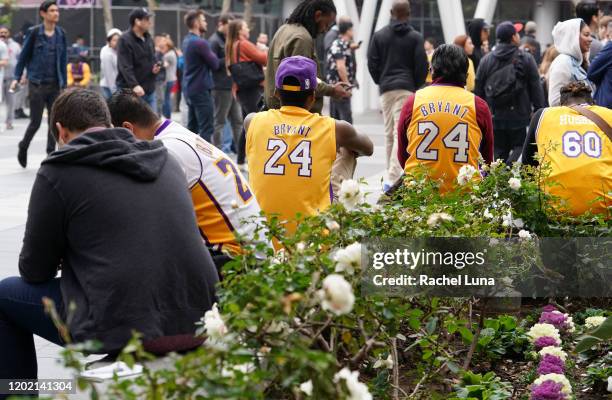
[533,105,612,216]
[156,120,268,255]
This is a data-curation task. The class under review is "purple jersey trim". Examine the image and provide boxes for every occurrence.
[197,180,236,233]
[155,119,172,137]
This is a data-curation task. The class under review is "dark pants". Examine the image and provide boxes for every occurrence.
[330,97,353,124]
[0,277,64,384]
[493,127,526,164]
[236,87,263,164]
[212,89,242,149]
[20,82,60,154]
[187,90,214,142]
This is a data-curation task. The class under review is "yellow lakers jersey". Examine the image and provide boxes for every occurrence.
[404,85,483,192]
[246,106,337,235]
[156,120,268,255]
[535,105,612,216]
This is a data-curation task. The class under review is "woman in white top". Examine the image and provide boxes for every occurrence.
[100,28,121,100]
[547,18,594,106]
[161,36,178,119]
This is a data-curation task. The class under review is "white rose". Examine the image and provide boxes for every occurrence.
[299,380,313,396]
[373,354,393,370]
[334,242,362,275]
[318,274,355,316]
[457,164,478,186]
[538,346,568,362]
[203,303,228,340]
[333,368,373,400]
[339,179,363,211]
[533,373,572,394]
[296,242,306,253]
[483,209,494,219]
[326,220,340,231]
[518,229,531,239]
[527,323,561,342]
[502,212,512,227]
[491,159,503,169]
[585,316,606,330]
[508,177,521,191]
[427,212,454,227]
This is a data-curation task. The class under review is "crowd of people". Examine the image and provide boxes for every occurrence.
[0,0,609,385]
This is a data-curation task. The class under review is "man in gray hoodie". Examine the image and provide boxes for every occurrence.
[0,88,218,380]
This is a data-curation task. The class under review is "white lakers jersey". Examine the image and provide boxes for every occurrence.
[156,120,269,254]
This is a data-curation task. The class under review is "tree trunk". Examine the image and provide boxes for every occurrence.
[101,0,113,33]
[221,0,232,15]
[243,0,253,29]
[147,0,157,36]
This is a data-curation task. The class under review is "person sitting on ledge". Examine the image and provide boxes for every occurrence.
[108,89,270,272]
[0,88,219,382]
[521,81,611,216]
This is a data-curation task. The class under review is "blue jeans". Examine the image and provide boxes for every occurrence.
[101,87,114,101]
[186,90,214,142]
[163,81,175,119]
[0,277,64,382]
[142,91,157,112]
[222,122,233,154]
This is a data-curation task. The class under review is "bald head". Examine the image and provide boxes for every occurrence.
[391,0,410,21]
[338,15,351,24]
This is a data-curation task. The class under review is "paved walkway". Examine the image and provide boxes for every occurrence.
[0,108,388,391]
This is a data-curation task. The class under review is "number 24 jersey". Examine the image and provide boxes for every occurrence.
[246,106,337,233]
[157,120,267,255]
[403,85,484,191]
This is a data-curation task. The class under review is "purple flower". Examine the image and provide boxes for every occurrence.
[531,380,566,400]
[537,355,565,375]
[539,312,567,330]
[534,336,560,349]
[542,305,558,313]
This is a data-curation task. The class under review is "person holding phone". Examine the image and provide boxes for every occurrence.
[325,20,358,123]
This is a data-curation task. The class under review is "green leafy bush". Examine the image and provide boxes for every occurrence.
[57,162,610,399]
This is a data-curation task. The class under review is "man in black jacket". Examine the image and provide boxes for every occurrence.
[116,8,161,109]
[209,13,242,150]
[0,88,218,380]
[367,0,428,186]
[475,21,546,164]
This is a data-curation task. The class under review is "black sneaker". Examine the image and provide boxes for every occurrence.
[17,146,27,168]
[14,109,29,119]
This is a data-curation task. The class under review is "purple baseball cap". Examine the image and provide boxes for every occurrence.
[275,56,317,92]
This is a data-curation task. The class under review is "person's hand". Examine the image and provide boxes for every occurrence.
[350,42,361,50]
[20,76,27,85]
[133,85,145,97]
[9,80,18,92]
[152,63,161,74]
[331,82,351,99]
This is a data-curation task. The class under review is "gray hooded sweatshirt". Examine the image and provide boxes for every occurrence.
[548,18,594,106]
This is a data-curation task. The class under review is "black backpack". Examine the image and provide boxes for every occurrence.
[484,51,526,110]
